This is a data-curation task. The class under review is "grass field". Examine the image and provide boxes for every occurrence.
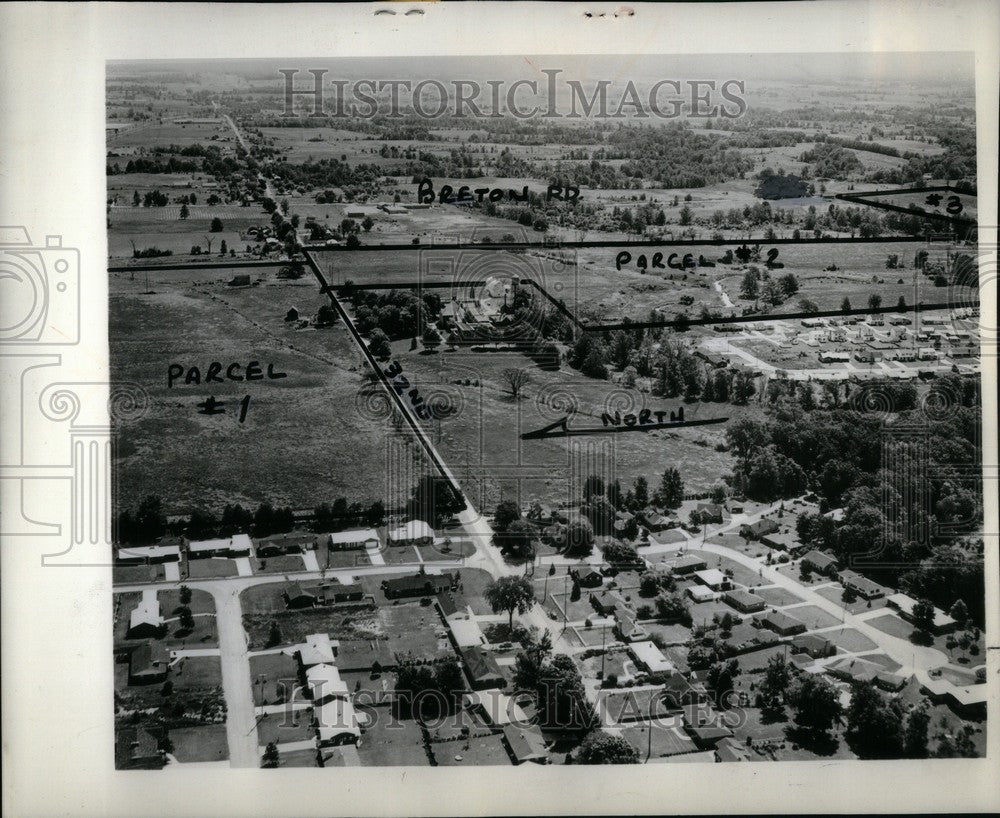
[169,724,229,762]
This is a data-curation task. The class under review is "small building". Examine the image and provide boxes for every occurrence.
[573,567,603,588]
[687,585,716,603]
[284,307,299,322]
[661,674,710,709]
[306,663,349,704]
[502,724,548,764]
[227,274,251,287]
[825,657,905,691]
[723,589,766,614]
[683,713,735,749]
[116,543,181,565]
[614,605,647,642]
[693,569,731,592]
[590,590,626,617]
[885,593,957,635]
[464,690,528,727]
[115,727,164,770]
[448,618,487,650]
[381,571,456,599]
[284,582,318,609]
[315,697,361,746]
[255,531,319,558]
[127,596,164,639]
[127,642,171,685]
[321,582,365,604]
[436,590,471,621]
[918,347,938,361]
[715,736,752,762]
[297,633,339,668]
[671,553,708,575]
[760,530,808,554]
[642,511,674,532]
[839,569,888,600]
[790,633,836,659]
[801,549,838,576]
[739,518,780,541]
[753,610,807,636]
[819,350,850,363]
[629,640,675,675]
[186,534,252,559]
[461,646,506,690]
[386,520,435,546]
[327,528,381,551]
[696,503,725,524]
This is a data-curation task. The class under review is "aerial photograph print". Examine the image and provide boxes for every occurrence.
[107,51,987,771]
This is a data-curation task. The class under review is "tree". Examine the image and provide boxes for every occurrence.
[421,326,442,352]
[368,329,392,360]
[778,273,799,296]
[132,190,141,206]
[602,540,640,569]
[261,742,280,768]
[841,296,852,311]
[759,654,791,718]
[903,703,930,759]
[655,467,684,509]
[564,519,594,556]
[505,519,537,561]
[867,293,882,311]
[910,597,936,637]
[787,675,842,737]
[654,592,691,626]
[575,731,639,764]
[179,203,189,220]
[362,216,375,232]
[706,659,740,704]
[316,304,338,327]
[949,598,969,628]
[493,500,521,533]
[632,476,650,510]
[710,485,727,505]
[210,217,223,232]
[740,270,759,300]
[346,234,361,249]
[845,681,904,759]
[409,475,465,525]
[484,575,534,629]
[639,572,661,597]
[500,368,530,399]
[177,605,195,632]
[179,585,192,605]
[265,620,282,648]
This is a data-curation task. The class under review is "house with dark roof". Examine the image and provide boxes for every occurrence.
[671,553,708,575]
[461,646,506,690]
[572,567,603,588]
[696,503,725,524]
[436,589,471,621]
[641,510,674,532]
[801,549,838,576]
[613,605,647,642]
[825,657,906,691]
[115,727,164,770]
[589,590,626,616]
[127,642,171,685]
[723,589,766,614]
[502,724,548,764]
[790,633,836,659]
[661,675,710,709]
[739,518,780,540]
[284,582,318,609]
[381,572,457,599]
[254,531,319,558]
[753,610,807,636]
[682,707,734,749]
[714,736,751,762]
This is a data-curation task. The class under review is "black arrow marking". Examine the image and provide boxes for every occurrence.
[521,414,728,440]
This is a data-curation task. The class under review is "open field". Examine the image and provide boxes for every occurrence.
[169,725,230,763]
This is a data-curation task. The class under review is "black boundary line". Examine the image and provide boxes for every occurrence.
[521,415,728,441]
[108,259,296,273]
[833,184,975,229]
[300,248,465,500]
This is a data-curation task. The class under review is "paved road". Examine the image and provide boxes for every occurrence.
[213,585,259,767]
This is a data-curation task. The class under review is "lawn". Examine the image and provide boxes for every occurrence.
[781,605,841,630]
[249,652,300,706]
[241,582,294,615]
[243,607,380,650]
[251,555,307,574]
[753,586,804,607]
[866,612,916,640]
[171,656,224,690]
[417,539,477,562]
[324,549,372,570]
[355,715,430,766]
[618,722,698,759]
[186,558,238,579]
[823,628,877,653]
[163,615,219,649]
[814,584,889,615]
[256,711,316,746]
[280,749,322,768]
[113,564,165,584]
[431,732,512,766]
[169,724,229,763]
[380,603,454,662]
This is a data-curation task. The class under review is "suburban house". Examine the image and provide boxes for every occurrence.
[753,610,807,637]
[687,585,716,603]
[613,605,647,642]
[695,502,725,524]
[682,707,735,749]
[790,633,836,659]
[296,633,339,669]
[739,518,780,541]
[629,640,675,675]
[306,663,349,704]
[115,543,181,565]
[502,724,548,764]
[660,674,710,709]
[464,690,528,727]
[127,641,171,685]
[886,593,958,635]
[436,589,472,621]
[714,736,752,762]
[448,618,488,650]
[386,520,435,546]
[826,657,906,691]
[818,350,850,363]
[327,528,381,551]
[759,530,808,554]
[839,569,888,600]
[723,589,767,614]
[671,553,708,575]
[460,646,506,690]
[381,571,457,599]
[314,697,362,746]
[572,567,604,588]
[115,727,164,770]
[590,590,627,617]
[801,549,839,576]
[320,582,365,604]
[126,596,164,639]
[693,569,732,592]
[254,531,319,557]
[641,510,674,532]
[186,533,252,559]
[284,582,318,609]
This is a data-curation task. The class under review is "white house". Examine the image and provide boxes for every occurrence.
[464,690,529,726]
[297,633,339,668]
[116,543,181,565]
[306,663,349,704]
[449,618,487,649]
[127,595,164,638]
[186,534,252,559]
[629,640,675,675]
[327,528,381,551]
[693,569,731,592]
[387,520,435,546]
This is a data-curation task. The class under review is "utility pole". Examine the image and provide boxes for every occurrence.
[600,623,607,679]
